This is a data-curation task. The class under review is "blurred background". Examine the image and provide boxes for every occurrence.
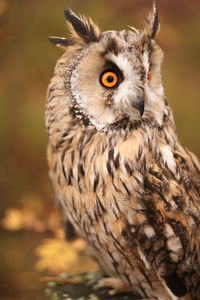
[0,0,200,299]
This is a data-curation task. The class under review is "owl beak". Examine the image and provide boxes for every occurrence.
[132,98,144,117]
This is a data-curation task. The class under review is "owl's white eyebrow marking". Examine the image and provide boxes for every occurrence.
[143,51,150,71]
[106,52,133,78]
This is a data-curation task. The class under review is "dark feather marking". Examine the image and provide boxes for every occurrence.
[71,151,74,163]
[85,209,93,226]
[124,273,132,286]
[84,130,96,145]
[185,148,200,174]
[167,218,189,251]
[122,181,131,196]
[137,282,148,298]
[93,172,99,192]
[124,161,133,175]
[106,161,113,178]
[137,264,153,288]
[142,199,164,236]
[96,196,106,213]
[108,148,114,160]
[147,137,153,152]
[69,213,79,227]
[163,111,168,122]
[112,207,118,220]
[48,84,57,94]
[144,176,171,210]
[110,232,134,269]
[113,195,121,214]
[108,149,120,170]
[123,30,129,42]
[78,163,85,177]
[149,169,163,180]
[67,168,73,185]
[77,175,82,193]
[121,228,129,240]
[110,231,125,251]
[108,116,131,131]
[61,131,69,139]
[94,210,98,222]
[190,213,200,227]
[164,97,169,106]
[164,272,187,297]
[61,148,67,181]
[137,144,143,160]
[69,106,91,126]
[56,138,73,150]
[79,146,84,158]
[102,39,120,56]
[172,195,185,209]
[151,6,159,39]
[48,36,75,46]
[114,153,120,169]
[102,220,108,234]
[95,199,104,217]
[82,219,87,234]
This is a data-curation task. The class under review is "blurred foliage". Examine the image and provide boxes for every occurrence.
[35,238,98,275]
[0,0,200,299]
[2,205,98,274]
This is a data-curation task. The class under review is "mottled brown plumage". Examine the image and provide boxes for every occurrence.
[46,4,200,299]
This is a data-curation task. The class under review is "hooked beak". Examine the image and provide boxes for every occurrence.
[132,97,144,117]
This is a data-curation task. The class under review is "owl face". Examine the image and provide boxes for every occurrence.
[49,5,166,131]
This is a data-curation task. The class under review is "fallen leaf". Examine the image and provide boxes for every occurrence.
[35,238,99,274]
[2,208,24,231]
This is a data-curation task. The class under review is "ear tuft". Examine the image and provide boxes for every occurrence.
[48,36,75,48]
[144,1,159,39]
[64,8,101,43]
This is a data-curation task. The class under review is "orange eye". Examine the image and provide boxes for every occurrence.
[100,71,118,88]
[148,71,152,83]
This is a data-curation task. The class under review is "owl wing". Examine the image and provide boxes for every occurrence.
[124,145,200,298]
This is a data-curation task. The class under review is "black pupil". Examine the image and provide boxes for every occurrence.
[107,75,114,83]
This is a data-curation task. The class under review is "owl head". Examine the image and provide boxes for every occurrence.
[47,3,167,133]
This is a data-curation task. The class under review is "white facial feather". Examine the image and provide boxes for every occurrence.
[106,52,143,119]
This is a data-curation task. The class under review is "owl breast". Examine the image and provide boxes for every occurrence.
[47,113,200,299]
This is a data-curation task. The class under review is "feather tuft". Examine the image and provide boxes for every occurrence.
[144,1,160,39]
[64,8,101,43]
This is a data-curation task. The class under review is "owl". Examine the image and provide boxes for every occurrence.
[46,3,200,300]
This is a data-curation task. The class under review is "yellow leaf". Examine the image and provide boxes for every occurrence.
[2,208,24,231]
[35,238,79,274]
[35,238,99,275]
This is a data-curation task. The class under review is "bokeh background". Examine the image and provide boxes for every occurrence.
[0,0,200,299]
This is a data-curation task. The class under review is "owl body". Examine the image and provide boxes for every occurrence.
[46,6,200,300]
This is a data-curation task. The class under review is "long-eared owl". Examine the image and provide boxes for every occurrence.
[46,3,200,300]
